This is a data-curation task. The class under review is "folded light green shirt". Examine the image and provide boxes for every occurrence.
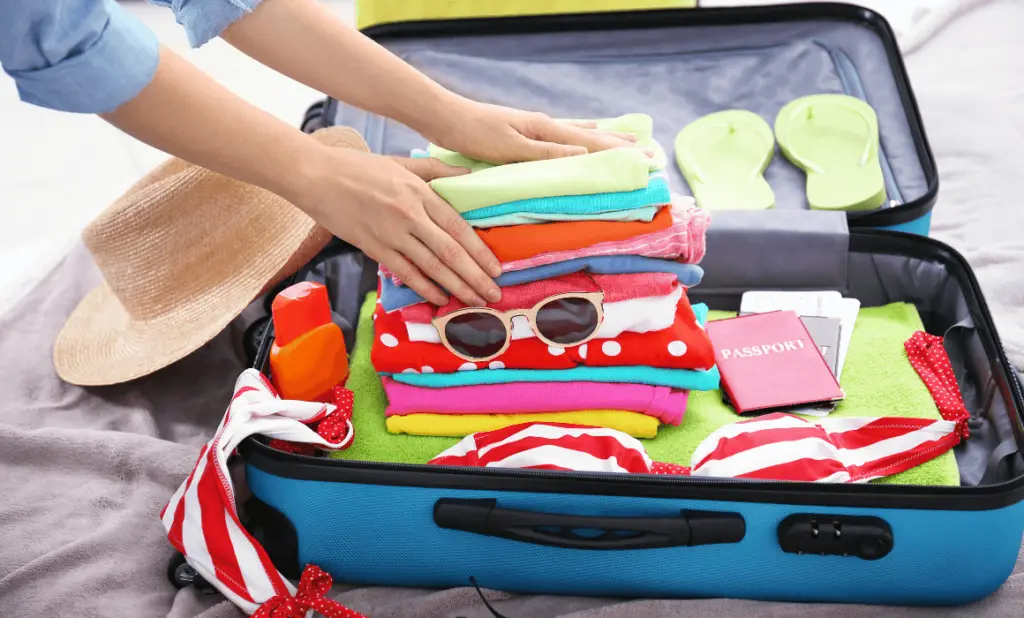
[561,113,668,171]
[429,147,651,214]
[428,113,666,173]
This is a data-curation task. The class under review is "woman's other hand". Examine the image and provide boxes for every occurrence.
[290,144,502,307]
[425,99,641,165]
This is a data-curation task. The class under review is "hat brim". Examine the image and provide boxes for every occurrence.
[54,126,369,386]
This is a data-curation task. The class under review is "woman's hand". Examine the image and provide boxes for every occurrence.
[289,144,503,307]
[424,98,642,164]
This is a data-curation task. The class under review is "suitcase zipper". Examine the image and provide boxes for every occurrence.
[254,237,1022,508]
[249,233,1024,496]
[812,40,904,209]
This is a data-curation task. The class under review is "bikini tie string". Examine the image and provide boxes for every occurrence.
[253,565,366,618]
[904,331,971,439]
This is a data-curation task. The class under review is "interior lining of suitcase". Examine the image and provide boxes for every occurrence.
[331,18,929,214]
[688,214,1024,486]
[299,222,1023,488]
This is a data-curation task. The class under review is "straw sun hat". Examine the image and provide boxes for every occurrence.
[53,126,370,386]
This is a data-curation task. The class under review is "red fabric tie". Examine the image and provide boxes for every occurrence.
[268,387,355,455]
[650,461,691,475]
[253,565,366,618]
[904,331,971,439]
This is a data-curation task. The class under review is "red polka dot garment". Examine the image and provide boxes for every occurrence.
[371,289,716,375]
[904,331,971,439]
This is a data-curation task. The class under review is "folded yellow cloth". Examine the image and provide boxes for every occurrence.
[385,410,660,438]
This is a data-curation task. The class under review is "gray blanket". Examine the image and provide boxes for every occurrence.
[4,1,1024,616]
[0,244,1022,617]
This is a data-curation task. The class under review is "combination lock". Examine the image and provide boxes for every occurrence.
[777,514,893,560]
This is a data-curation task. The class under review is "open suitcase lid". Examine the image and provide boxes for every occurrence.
[324,2,938,230]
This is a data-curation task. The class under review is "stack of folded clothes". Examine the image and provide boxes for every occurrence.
[370,114,720,439]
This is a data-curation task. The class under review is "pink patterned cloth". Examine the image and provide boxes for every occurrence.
[399,272,679,323]
[381,202,710,286]
[382,379,691,425]
[500,202,709,272]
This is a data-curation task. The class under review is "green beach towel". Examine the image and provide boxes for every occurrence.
[336,294,960,486]
[335,293,460,464]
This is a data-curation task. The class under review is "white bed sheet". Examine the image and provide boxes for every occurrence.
[904,0,1024,368]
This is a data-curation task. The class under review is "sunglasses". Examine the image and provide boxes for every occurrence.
[432,290,606,362]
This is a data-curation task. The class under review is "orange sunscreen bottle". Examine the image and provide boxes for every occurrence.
[269,281,349,402]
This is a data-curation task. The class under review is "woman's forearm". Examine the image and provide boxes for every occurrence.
[101,45,322,204]
[221,0,461,141]
[103,44,502,308]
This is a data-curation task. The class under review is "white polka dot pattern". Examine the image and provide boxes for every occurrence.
[488,361,506,369]
[904,331,971,439]
[602,341,622,357]
[457,362,478,371]
[547,346,565,357]
[379,333,398,348]
[667,341,687,357]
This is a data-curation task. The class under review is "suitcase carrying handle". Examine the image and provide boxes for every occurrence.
[434,499,745,550]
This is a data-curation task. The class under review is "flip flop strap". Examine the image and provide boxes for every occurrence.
[684,121,771,185]
[783,99,874,174]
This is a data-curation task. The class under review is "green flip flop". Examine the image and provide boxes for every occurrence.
[775,94,887,212]
[674,110,775,211]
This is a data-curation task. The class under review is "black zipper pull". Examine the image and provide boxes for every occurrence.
[469,576,510,618]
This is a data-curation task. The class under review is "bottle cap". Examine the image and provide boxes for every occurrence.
[271,281,332,347]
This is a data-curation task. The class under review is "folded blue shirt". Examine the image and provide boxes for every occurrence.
[461,175,671,222]
[380,255,705,312]
[386,304,719,391]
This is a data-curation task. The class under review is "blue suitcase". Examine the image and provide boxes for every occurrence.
[236,218,1024,606]
[186,4,1023,610]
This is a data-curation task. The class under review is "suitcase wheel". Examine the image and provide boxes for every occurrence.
[167,552,217,593]
[243,316,272,367]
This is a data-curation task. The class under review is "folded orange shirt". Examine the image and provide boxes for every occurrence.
[477,204,673,263]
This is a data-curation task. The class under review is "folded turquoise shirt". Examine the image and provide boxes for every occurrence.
[379,254,705,311]
[387,305,719,391]
[426,113,667,172]
[468,205,660,229]
[430,148,651,214]
[461,175,669,222]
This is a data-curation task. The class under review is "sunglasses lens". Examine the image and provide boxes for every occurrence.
[444,312,508,360]
[535,297,599,345]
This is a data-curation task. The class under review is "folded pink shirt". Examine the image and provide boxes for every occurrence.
[381,379,692,425]
[400,272,679,324]
[381,202,710,286]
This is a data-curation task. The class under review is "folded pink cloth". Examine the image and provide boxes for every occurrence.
[382,379,691,425]
[400,272,679,324]
[500,202,709,273]
[382,202,710,286]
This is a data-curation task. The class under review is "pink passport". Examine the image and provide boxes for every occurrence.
[705,310,844,414]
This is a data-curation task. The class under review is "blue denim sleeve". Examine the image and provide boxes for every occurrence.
[0,0,160,114]
[148,0,264,48]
